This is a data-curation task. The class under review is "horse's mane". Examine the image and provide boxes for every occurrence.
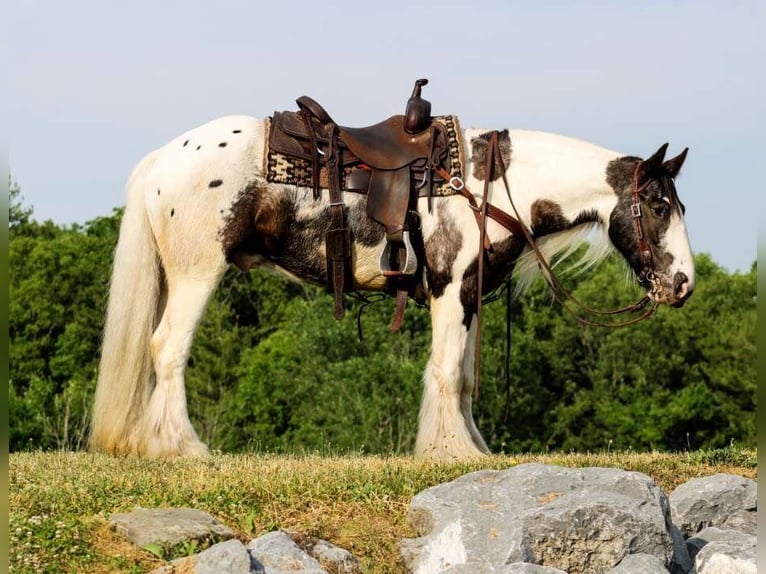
[512,222,616,295]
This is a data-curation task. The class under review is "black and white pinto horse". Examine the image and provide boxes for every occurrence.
[90,115,694,459]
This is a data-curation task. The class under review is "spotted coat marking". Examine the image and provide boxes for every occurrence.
[424,203,463,298]
[530,199,600,237]
[219,184,386,284]
[469,129,512,181]
[459,235,526,327]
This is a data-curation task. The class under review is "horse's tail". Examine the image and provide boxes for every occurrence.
[90,154,161,454]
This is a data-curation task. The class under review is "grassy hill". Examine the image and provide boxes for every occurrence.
[9,449,757,573]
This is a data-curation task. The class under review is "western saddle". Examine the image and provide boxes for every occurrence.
[268,79,454,330]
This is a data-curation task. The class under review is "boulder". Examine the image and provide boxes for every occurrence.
[669,474,756,538]
[686,527,756,562]
[151,539,258,574]
[695,536,757,574]
[110,507,235,551]
[197,539,257,573]
[441,564,566,574]
[498,564,569,573]
[721,510,757,536]
[307,538,360,573]
[401,463,676,574]
[247,530,326,574]
[150,533,358,574]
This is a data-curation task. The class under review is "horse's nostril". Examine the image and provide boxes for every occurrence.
[674,272,690,300]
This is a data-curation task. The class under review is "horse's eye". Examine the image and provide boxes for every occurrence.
[653,204,669,218]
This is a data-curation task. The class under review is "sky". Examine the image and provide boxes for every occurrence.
[6,1,763,273]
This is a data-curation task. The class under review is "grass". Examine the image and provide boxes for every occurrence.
[9,449,757,574]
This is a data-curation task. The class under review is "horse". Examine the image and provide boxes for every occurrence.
[90,112,694,459]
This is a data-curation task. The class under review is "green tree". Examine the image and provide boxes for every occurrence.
[220,290,429,453]
[476,253,757,453]
[9,178,32,228]
[9,195,120,450]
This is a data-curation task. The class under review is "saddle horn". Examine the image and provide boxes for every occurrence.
[404,79,432,134]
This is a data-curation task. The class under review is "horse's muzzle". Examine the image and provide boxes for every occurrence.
[670,272,692,307]
[646,271,693,307]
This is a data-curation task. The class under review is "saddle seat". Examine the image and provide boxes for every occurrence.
[341,116,434,170]
[296,96,433,171]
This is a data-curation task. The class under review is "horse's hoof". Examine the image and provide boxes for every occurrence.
[181,441,211,458]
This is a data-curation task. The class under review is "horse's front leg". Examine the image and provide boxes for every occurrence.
[415,283,488,459]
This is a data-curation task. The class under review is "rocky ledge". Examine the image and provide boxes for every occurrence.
[110,463,756,573]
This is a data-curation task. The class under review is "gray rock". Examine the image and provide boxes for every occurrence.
[442,564,567,574]
[695,536,756,574]
[402,518,469,573]
[150,539,258,574]
[497,562,567,574]
[686,527,756,563]
[605,553,670,573]
[441,563,497,574]
[669,474,756,538]
[669,524,693,574]
[308,539,361,573]
[110,507,235,550]
[149,532,360,574]
[247,531,326,574]
[499,564,569,573]
[721,510,757,536]
[197,539,259,574]
[401,463,674,574]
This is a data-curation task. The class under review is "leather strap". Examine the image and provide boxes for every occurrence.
[472,131,500,400]
[389,282,409,332]
[631,162,655,287]
[326,124,347,320]
[296,95,334,126]
[298,110,322,201]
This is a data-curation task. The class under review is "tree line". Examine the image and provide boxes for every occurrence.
[8,183,756,454]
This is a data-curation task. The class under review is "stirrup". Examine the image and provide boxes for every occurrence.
[379,231,417,277]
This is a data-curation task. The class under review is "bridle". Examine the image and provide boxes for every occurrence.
[631,161,657,291]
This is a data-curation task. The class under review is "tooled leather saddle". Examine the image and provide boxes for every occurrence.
[268,79,454,330]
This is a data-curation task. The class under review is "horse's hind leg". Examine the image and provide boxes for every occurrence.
[131,270,224,457]
[415,284,487,459]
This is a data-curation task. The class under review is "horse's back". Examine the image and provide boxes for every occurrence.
[143,115,265,192]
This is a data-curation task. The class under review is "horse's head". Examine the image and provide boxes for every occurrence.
[608,143,695,307]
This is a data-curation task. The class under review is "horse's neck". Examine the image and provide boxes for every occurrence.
[468,129,621,226]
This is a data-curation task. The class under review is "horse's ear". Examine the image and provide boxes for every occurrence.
[663,147,689,178]
[637,143,669,186]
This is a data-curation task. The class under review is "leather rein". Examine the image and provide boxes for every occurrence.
[437,130,659,398]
